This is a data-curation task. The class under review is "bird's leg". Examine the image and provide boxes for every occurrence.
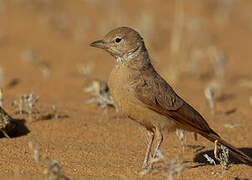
[142,130,154,169]
[152,128,163,159]
[146,129,163,169]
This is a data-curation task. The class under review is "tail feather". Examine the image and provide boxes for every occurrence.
[199,131,252,163]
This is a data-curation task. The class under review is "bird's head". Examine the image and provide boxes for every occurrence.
[90,27,145,62]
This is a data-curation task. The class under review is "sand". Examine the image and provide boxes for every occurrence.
[0,0,251,179]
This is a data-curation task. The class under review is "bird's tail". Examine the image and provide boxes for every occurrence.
[199,131,252,164]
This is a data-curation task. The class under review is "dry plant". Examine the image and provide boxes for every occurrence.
[78,62,118,112]
[204,86,215,115]
[203,154,216,166]
[21,48,41,63]
[176,130,199,152]
[44,160,70,180]
[76,63,94,77]
[207,46,227,81]
[224,123,241,129]
[214,140,231,179]
[164,0,185,82]
[51,105,58,119]
[12,94,67,122]
[139,150,188,180]
[84,79,117,111]
[76,61,117,111]
[204,80,227,114]
[214,141,231,170]
[239,79,252,89]
[166,0,228,83]
[164,1,227,83]
[12,92,40,121]
[21,48,51,78]
[39,105,68,120]
[170,0,184,56]
[28,141,70,180]
[204,140,231,180]
[51,11,70,33]
[0,89,17,138]
[176,129,186,151]
[28,141,40,162]
[188,47,212,79]
[0,105,17,138]
[26,92,40,121]
[39,62,51,79]
[188,45,226,81]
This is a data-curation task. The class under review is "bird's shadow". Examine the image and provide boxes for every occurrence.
[0,118,30,138]
[194,148,252,166]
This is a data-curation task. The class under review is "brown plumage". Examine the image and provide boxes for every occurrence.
[90,27,252,168]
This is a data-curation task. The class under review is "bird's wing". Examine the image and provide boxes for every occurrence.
[134,70,214,133]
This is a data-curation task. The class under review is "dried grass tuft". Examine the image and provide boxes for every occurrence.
[139,150,188,180]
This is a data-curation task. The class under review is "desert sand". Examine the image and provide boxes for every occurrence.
[0,0,251,179]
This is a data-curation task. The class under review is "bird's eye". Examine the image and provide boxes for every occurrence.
[115,38,122,43]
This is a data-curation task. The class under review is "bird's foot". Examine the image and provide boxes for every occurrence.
[141,163,148,169]
[141,163,153,170]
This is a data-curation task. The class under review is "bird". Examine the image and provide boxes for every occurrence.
[90,27,252,168]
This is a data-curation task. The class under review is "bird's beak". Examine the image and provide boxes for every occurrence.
[90,40,106,49]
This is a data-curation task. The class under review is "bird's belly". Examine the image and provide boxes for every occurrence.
[127,102,177,131]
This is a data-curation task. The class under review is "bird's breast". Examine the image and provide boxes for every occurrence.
[108,64,136,115]
[108,64,177,131]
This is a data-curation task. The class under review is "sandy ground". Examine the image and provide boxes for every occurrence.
[0,0,251,179]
